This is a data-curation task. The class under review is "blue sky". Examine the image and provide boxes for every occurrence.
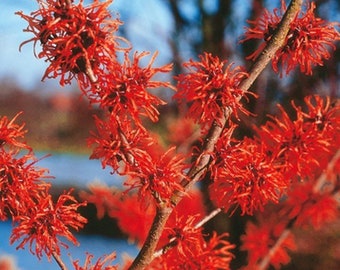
[0,0,174,90]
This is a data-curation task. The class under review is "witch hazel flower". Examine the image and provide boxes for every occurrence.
[241,1,340,75]
[16,0,126,86]
[84,51,173,124]
[174,52,250,130]
[10,191,87,260]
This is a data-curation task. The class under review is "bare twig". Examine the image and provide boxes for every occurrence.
[52,251,68,270]
[128,1,303,269]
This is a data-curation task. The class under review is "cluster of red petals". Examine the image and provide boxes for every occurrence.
[151,229,234,270]
[88,114,156,174]
[284,183,339,230]
[125,146,187,205]
[0,113,28,149]
[0,113,48,220]
[0,114,87,260]
[0,150,49,220]
[17,0,173,125]
[210,137,289,216]
[242,1,340,75]
[174,52,249,129]
[89,114,186,205]
[255,95,340,180]
[72,252,117,270]
[16,0,125,86]
[84,51,173,124]
[241,216,297,269]
[10,191,87,259]
[210,95,339,216]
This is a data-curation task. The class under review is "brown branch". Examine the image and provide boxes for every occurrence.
[127,1,303,269]
[52,251,68,270]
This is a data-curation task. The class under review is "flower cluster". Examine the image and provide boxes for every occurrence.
[84,51,173,125]
[242,1,340,75]
[210,95,339,216]
[241,214,297,269]
[210,137,289,215]
[16,0,125,86]
[174,52,250,130]
[0,113,87,260]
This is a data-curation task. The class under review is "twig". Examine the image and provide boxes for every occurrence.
[52,251,68,270]
[257,229,292,270]
[128,1,303,269]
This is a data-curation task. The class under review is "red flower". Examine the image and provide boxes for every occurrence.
[125,146,187,205]
[285,183,339,230]
[88,114,156,175]
[255,95,339,180]
[210,138,289,215]
[151,231,234,270]
[0,150,50,220]
[241,1,340,75]
[10,191,87,260]
[84,51,173,124]
[72,252,117,270]
[16,0,126,86]
[241,218,296,269]
[0,113,28,149]
[174,52,249,129]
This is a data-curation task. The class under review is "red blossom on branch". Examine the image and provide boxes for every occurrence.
[124,146,187,206]
[284,183,339,230]
[255,95,339,180]
[241,1,340,75]
[16,0,126,86]
[174,52,250,130]
[84,51,173,124]
[241,218,297,269]
[0,113,28,149]
[210,137,289,215]
[88,114,156,174]
[0,150,50,220]
[150,231,234,270]
[10,191,87,260]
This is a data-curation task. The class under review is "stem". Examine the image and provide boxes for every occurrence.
[128,1,303,269]
[257,229,292,270]
[52,251,68,270]
[129,207,173,270]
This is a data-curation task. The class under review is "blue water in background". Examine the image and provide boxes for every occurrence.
[0,153,138,269]
[36,152,123,187]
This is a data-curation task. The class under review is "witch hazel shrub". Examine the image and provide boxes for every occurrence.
[1,0,339,269]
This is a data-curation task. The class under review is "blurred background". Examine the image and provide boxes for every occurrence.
[0,0,339,269]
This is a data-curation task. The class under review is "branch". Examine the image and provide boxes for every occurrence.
[53,251,68,270]
[128,1,303,269]
[257,229,292,270]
